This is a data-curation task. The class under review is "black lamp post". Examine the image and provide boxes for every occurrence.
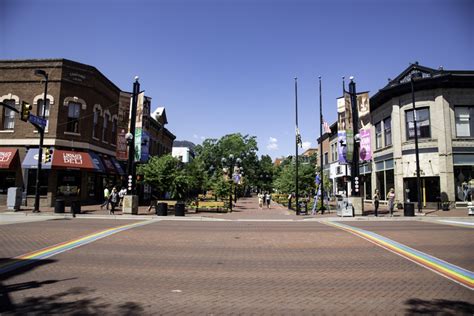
[318,76,325,213]
[221,155,241,212]
[410,70,423,213]
[126,76,140,195]
[294,77,300,215]
[348,77,361,198]
[33,69,48,213]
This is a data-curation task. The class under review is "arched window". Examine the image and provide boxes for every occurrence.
[0,94,20,131]
[102,111,110,142]
[3,100,16,130]
[92,104,102,139]
[67,102,81,133]
[111,115,118,145]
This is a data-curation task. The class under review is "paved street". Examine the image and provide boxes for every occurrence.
[1,197,473,315]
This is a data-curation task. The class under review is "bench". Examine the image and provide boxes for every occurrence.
[194,201,228,213]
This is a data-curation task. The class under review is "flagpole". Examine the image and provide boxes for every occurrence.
[295,77,300,215]
[319,76,325,214]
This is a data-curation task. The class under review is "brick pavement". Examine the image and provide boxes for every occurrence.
[1,220,473,314]
[342,221,474,271]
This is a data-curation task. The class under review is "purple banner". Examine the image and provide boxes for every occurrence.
[337,131,348,164]
[359,129,372,161]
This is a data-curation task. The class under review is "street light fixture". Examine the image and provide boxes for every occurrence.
[221,154,241,212]
[126,77,140,195]
[33,69,48,213]
[410,69,423,213]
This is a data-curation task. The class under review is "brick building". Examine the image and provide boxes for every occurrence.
[0,58,175,207]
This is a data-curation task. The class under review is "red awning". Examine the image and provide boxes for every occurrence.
[0,148,19,169]
[52,150,95,171]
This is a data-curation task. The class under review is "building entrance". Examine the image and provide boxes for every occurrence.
[403,177,440,205]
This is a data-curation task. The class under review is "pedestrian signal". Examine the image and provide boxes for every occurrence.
[21,101,31,122]
[44,148,53,163]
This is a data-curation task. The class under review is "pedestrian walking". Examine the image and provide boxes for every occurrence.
[258,192,264,209]
[287,193,293,209]
[265,192,272,209]
[100,186,110,210]
[118,187,127,207]
[387,188,395,216]
[109,187,119,214]
[373,189,380,217]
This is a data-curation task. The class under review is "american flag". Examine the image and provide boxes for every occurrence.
[323,120,331,134]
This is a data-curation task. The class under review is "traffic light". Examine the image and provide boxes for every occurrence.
[44,148,53,163]
[20,101,31,122]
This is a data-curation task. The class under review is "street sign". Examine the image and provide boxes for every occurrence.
[28,114,47,128]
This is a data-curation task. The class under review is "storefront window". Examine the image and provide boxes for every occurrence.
[454,166,473,201]
[0,172,16,194]
[56,170,81,197]
[376,171,385,199]
[27,169,49,195]
[88,175,96,198]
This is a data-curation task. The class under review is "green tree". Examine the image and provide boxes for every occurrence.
[138,155,178,198]
[273,155,317,196]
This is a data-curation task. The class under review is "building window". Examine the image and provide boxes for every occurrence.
[66,102,80,133]
[92,110,99,139]
[383,117,392,146]
[455,106,473,138]
[3,100,16,130]
[375,121,382,149]
[324,152,328,165]
[38,99,50,131]
[406,108,430,140]
[111,118,117,145]
[102,113,109,142]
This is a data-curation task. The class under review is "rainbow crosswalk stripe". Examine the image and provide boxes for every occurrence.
[324,221,474,290]
[0,220,151,276]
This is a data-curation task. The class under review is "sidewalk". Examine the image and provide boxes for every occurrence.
[0,196,471,219]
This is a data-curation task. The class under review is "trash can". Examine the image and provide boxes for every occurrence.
[71,200,81,215]
[55,199,65,213]
[404,202,415,217]
[7,187,22,211]
[156,202,168,216]
[175,203,185,216]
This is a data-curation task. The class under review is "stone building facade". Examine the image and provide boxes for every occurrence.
[370,63,474,207]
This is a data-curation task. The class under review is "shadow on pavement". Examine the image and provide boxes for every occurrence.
[1,258,144,314]
[405,298,474,315]
[3,286,144,315]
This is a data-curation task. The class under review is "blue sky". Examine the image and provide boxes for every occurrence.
[1,0,473,159]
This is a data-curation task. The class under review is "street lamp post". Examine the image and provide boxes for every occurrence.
[33,69,48,213]
[348,77,360,198]
[294,77,300,215]
[127,76,140,195]
[410,70,423,213]
[221,155,241,212]
[318,76,325,214]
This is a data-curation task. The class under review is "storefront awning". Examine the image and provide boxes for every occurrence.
[0,148,19,169]
[101,156,117,174]
[22,148,53,169]
[111,157,126,175]
[89,151,106,173]
[52,150,95,171]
